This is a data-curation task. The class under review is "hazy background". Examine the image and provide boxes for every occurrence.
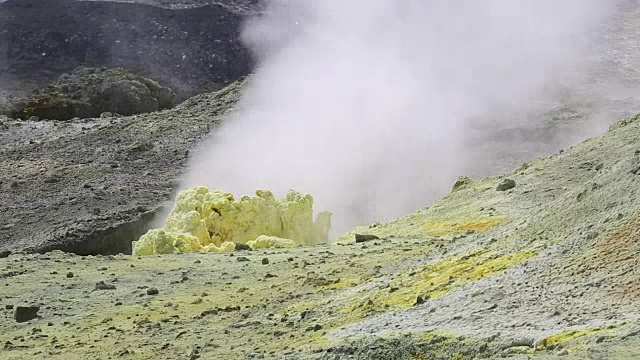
[182,0,638,238]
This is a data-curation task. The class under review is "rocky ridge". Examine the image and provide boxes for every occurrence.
[0,0,258,101]
[0,77,246,255]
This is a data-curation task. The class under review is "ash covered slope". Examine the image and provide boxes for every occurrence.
[0,78,246,256]
[3,112,640,359]
[0,0,257,101]
[78,0,262,11]
[330,112,640,349]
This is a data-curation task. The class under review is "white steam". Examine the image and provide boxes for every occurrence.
[182,0,627,238]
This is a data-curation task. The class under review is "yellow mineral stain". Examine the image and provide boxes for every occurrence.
[424,216,508,237]
[344,250,536,317]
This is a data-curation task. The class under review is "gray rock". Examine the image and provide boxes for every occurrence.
[452,176,473,192]
[355,234,380,243]
[235,243,251,251]
[95,281,117,290]
[147,287,159,295]
[496,178,516,191]
[14,305,40,323]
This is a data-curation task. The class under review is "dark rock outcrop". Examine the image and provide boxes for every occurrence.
[0,0,258,101]
[2,67,176,120]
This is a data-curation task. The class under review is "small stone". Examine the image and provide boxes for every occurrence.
[95,281,116,290]
[556,349,569,356]
[354,234,380,243]
[5,304,14,310]
[496,178,516,191]
[147,288,159,296]
[189,348,201,360]
[452,176,473,192]
[28,116,40,121]
[576,189,587,202]
[262,258,270,265]
[306,324,322,332]
[534,337,547,350]
[586,231,599,240]
[14,305,40,323]
[236,257,250,262]
[595,163,604,171]
[415,296,426,306]
[235,243,251,251]
[0,251,11,258]
[66,272,74,278]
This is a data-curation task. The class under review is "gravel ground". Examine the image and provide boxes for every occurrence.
[3,112,640,359]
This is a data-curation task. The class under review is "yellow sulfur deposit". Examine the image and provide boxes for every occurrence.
[133,187,332,256]
[247,235,297,250]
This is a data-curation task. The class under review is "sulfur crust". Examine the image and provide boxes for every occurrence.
[133,187,332,256]
[247,235,297,250]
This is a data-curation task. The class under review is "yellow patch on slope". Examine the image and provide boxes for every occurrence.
[424,216,508,237]
[345,250,537,317]
[541,324,624,348]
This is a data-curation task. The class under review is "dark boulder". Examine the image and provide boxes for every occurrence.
[13,305,39,323]
[2,67,176,120]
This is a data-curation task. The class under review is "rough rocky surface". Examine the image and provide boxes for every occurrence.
[3,2,640,359]
[0,77,246,255]
[3,111,640,358]
[0,0,258,101]
[79,0,262,11]
[1,67,176,120]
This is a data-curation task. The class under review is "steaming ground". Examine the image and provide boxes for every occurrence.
[181,0,638,237]
[5,3,640,359]
[5,110,640,359]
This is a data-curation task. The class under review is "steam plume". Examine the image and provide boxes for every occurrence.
[182,0,627,238]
